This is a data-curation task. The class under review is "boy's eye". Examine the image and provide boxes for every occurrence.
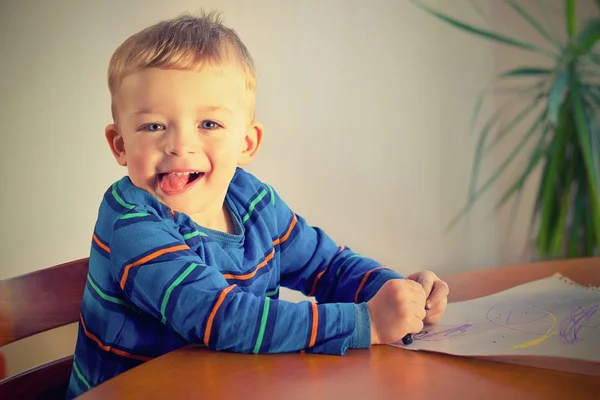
[200,120,220,130]
[142,123,165,132]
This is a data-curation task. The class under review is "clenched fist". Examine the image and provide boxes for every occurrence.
[367,279,427,345]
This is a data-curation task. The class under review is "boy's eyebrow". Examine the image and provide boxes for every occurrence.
[198,105,233,114]
[130,106,233,115]
[131,108,155,115]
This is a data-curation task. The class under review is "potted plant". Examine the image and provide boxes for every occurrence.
[413,0,600,259]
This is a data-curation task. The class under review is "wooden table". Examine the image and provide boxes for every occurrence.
[80,257,600,399]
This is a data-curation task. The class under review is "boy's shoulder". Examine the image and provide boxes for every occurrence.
[98,176,173,220]
[225,167,280,221]
[228,167,272,199]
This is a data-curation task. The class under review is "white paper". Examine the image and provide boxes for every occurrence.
[390,273,600,362]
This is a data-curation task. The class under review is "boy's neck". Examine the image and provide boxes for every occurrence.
[190,204,235,234]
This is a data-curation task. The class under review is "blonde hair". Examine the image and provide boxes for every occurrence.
[108,10,256,121]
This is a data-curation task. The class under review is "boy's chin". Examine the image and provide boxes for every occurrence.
[159,198,194,214]
[158,196,209,217]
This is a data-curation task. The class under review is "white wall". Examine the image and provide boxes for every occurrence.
[0,0,500,282]
[1,0,596,376]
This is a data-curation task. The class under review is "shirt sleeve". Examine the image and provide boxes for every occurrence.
[109,213,371,355]
[264,183,404,304]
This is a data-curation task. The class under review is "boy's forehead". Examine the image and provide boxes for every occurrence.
[116,67,249,112]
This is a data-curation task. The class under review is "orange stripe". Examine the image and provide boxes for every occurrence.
[308,303,318,347]
[80,314,152,361]
[272,214,297,246]
[308,267,328,296]
[337,245,345,254]
[354,266,387,303]
[221,215,296,282]
[93,234,110,253]
[204,285,237,345]
[120,244,189,289]
[222,249,275,280]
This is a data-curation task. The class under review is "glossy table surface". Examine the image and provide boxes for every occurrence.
[80,257,600,399]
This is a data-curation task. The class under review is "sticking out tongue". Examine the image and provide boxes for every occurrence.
[159,173,196,194]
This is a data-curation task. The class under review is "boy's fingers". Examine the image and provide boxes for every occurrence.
[424,297,448,324]
[426,280,449,310]
[426,296,448,315]
[403,279,427,296]
[418,275,434,299]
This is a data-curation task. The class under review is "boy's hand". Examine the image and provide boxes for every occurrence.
[366,279,426,345]
[405,270,449,325]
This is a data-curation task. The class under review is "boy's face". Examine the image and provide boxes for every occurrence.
[106,66,262,221]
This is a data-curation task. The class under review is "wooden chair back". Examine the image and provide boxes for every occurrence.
[0,258,89,399]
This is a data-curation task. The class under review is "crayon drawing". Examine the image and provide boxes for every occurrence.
[391,274,600,363]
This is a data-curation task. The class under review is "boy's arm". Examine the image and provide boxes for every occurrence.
[109,215,371,355]
[266,184,403,304]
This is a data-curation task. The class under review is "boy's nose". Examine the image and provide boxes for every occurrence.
[164,126,197,156]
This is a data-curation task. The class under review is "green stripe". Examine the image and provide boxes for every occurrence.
[112,182,134,209]
[265,285,279,297]
[160,263,199,323]
[87,275,131,308]
[73,359,91,390]
[242,189,268,223]
[183,230,208,240]
[265,184,276,206]
[253,297,271,353]
[120,212,150,220]
[336,255,362,276]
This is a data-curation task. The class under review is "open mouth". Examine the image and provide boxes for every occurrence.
[158,171,204,195]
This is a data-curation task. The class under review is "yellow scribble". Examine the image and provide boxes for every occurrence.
[510,308,557,350]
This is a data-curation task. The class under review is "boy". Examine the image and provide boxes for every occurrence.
[67,11,448,398]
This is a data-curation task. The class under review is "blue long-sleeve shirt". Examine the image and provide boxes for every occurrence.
[66,167,402,397]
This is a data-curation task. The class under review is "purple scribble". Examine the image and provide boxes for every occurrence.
[485,301,556,335]
[559,304,599,344]
[414,324,473,341]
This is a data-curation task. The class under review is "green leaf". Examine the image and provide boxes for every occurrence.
[506,178,525,237]
[499,67,553,78]
[566,0,576,39]
[589,104,600,192]
[446,110,541,230]
[506,0,563,50]
[548,69,570,125]
[467,103,511,200]
[550,151,576,256]
[573,19,600,52]
[469,85,494,137]
[485,100,543,153]
[538,102,571,254]
[494,123,549,212]
[410,0,557,58]
[572,89,600,193]
[538,0,563,46]
[470,70,547,138]
[585,90,600,192]
[583,195,595,256]
[589,51,600,66]
[528,145,552,247]
[570,87,600,247]
[567,175,583,257]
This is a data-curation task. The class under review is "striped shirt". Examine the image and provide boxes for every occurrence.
[66,167,402,397]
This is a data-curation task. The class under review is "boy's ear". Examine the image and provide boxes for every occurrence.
[237,121,264,166]
[105,124,128,166]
